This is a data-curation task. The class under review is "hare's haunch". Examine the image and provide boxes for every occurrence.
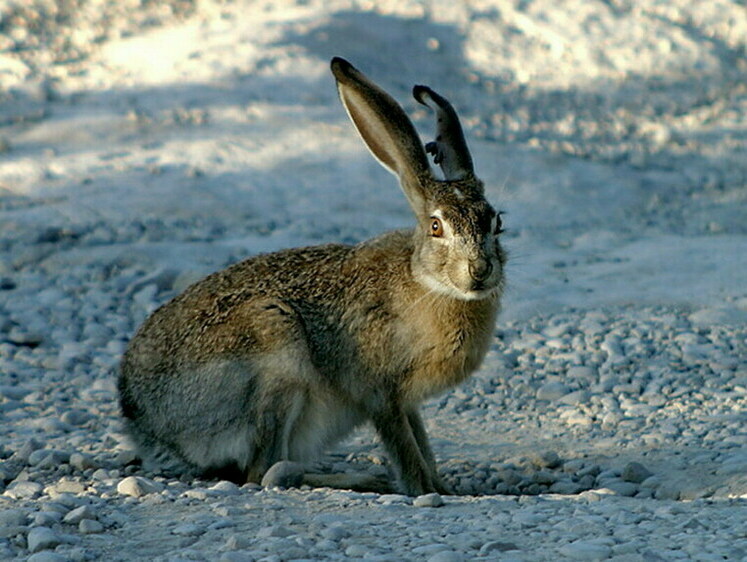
[118,57,506,496]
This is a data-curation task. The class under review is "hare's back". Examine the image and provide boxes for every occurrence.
[123,243,357,367]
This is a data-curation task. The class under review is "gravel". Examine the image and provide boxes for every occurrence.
[1,0,746,560]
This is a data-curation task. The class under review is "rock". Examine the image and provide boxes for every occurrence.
[46,480,86,495]
[413,492,444,507]
[601,480,638,497]
[427,551,463,562]
[27,526,62,553]
[62,505,95,525]
[479,541,520,555]
[79,519,104,534]
[14,439,44,464]
[559,389,591,405]
[549,481,584,495]
[116,476,164,497]
[69,453,97,472]
[219,553,256,562]
[209,480,240,495]
[536,382,571,401]
[223,534,252,550]
[261,461,304,488]
[320,525,350,541]
[559,540,612,560]
[0,508,27,527]
[172,523,204,537]
[4,480,43,499]
[533,451,562,469]
[621,462,653,484]
[257,525,295,538]
[34,512,62,527]
[28,553,69,562]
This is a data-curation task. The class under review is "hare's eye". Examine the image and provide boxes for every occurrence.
[430,218,444,237]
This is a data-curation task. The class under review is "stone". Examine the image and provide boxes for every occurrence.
[209,480,240,495]
[116,476,164,497]
[536,382,571,401]
[559,540,612,560]
[413,492,444,507]
[621,462,653,484]
[321,525,350,541]
[69,453,97,471]
[0,508,27,527]
[479,541,520,555]
[257,525,295,538]
[219,553,256,562]
[261,461,304,488]
[79,519,104,534]
[427,551,463,562]
[4,480,43,499]
[533,451,562,469]
[63,505,95,525]
[28,553,69,562]
[27,527,62,553]
[172,523,204,537]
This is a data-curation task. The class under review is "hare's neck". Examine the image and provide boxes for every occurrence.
[401,288,499,404]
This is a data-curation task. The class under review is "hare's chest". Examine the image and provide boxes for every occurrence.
[400,311,495,404]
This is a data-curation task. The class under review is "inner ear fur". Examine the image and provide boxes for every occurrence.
[331,57,433,215]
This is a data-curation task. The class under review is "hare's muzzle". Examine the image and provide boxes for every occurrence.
[468,257,493,283]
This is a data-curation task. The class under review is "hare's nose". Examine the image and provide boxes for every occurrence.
[469,258,492,282]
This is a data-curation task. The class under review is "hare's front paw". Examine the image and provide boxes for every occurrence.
[433,474,454,496]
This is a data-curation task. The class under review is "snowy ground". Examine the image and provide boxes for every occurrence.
[1,0,746,560]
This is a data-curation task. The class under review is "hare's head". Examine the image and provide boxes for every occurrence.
[331,58,505,301]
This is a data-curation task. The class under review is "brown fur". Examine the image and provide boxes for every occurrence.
[118,58,506,496]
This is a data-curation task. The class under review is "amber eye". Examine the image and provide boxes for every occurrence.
[430,217,444,237]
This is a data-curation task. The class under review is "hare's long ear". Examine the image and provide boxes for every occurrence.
[331,57,432,214]
[413,85,475,183]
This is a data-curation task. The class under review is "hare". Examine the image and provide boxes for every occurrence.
[118,57,506,496]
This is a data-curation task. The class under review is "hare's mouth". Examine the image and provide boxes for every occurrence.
[415,270,500,302]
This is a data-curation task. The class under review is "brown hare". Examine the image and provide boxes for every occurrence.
[118,57,506,496]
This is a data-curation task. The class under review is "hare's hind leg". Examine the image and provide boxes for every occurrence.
[302,472,394,494]
[245,383,307,483]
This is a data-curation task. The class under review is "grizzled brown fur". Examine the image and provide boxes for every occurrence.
[119,58,506,496]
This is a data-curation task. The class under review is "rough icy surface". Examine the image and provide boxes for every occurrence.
[1,0,746,560]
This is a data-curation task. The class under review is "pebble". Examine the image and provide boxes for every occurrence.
[62,505,96,525]
[27,553,69,562]
[116,476,164,497]
[69,453,97,472]
[261,461,304,489]
[4,480,43,499]
[622,462,653,484]
[427,551,463,562]
[0,508,27,528]
[536,382,570,401]
[79,519,104,534]
[559,540,612,560]
[219,553,256,562]
[257,525,295,538]
[172,523,205,537]
[414,493,444,507]
[27,526,63,553]
[479,541,520,555]
[320,525,350,540]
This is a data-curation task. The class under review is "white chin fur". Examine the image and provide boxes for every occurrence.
[415,272,496,301]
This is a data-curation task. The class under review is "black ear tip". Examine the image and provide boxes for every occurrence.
[330,57,354,79]
[412,85,431,105]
